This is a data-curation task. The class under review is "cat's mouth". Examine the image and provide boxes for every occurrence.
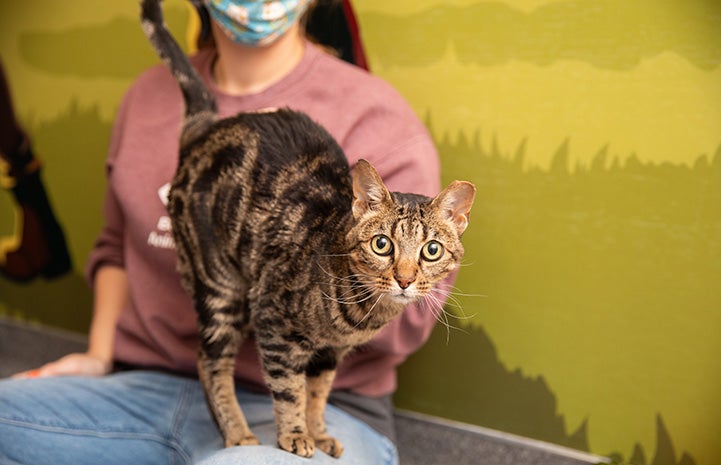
[387,288,421,305]
[372,277,426,304]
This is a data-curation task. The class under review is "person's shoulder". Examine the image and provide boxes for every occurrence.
[307,44,375,83]
[306,44,410,109]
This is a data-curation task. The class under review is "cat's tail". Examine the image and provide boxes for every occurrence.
[140,0,217,146]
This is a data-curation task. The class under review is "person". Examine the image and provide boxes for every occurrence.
[0,1,447,464]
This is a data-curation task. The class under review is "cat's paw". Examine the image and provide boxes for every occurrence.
[315,436,344,458]
[225,433,260,448]
[278,433,315,457]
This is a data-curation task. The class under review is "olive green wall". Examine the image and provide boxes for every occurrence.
[0,0,190,329]
[354,2,720,465]
[1,2,719,465]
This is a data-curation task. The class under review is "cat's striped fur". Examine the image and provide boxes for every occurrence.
[140,0,475,458]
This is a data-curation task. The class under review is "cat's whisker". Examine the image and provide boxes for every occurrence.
[437,298,475,320]
[315,262,349,279]
[313,281,360,290]
[339,286,374,301]
[353,294,384,329]
[335,294,375,305]
[421,296,453,343]
[316,276,376,301]
[320,279,364,290]
[426,291,468,323]
[321,279,376,304]
[428,287,465,309]
[315,263,371,285]
[429,289,478,321]
[316,275,378,307]
[431,290,464,309]
[421,294,470,343]
[320,289,376,305]
[434,285,487,298]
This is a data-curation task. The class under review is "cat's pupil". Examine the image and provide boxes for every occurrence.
[422,240,443,261]
[371,235,393,256]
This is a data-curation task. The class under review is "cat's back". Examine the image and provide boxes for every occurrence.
[175,108,354,257]
[184,108,347,176]
[216,108,352,202]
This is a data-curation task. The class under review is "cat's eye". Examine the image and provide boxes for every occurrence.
[371,235,393,256]
[421,240,444,261]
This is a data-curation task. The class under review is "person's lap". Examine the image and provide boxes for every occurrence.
[0,371,397,465]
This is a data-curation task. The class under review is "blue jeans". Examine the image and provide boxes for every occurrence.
[0,371,398,465]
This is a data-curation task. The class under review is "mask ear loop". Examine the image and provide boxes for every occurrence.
[190,1,212,46]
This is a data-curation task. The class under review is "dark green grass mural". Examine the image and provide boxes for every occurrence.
[394,123,720,464]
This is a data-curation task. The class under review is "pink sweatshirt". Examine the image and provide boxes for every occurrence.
[86,43,444,397]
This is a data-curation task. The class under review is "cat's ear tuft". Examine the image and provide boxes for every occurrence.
[352,160,392,218]
[432,181,476,235]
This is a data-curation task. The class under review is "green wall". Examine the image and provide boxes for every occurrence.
[0,0,189,328]
[1,1,719,465]
[355,1,720,464]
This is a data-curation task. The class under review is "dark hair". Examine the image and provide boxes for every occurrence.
[194,3,214,50]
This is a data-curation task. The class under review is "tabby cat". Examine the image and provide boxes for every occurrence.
[140,0,475,458]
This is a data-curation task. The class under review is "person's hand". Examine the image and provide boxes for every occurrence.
[12,352,111,379]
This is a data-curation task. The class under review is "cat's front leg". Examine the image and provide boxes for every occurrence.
[258,347,316,457]
[198,351,259,447]
[305,347,346,458]
[306,369,344,458]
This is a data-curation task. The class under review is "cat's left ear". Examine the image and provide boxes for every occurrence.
[352,159,392,218]
[431,181,476,235]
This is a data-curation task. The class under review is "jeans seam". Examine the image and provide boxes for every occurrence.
[0,416,177,447]
[167,380,194,465]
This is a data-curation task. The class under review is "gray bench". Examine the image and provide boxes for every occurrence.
[0,317,607,465]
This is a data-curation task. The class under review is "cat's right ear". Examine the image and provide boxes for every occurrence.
[431,180,476,236]
[352,159,392,219]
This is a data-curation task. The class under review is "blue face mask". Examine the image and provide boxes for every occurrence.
[204,0,311,46]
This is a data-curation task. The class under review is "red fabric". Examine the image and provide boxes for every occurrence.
[342,0,369,70]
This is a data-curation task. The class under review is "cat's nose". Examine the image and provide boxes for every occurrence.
[395,276,415,289]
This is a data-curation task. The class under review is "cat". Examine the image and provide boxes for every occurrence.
[140,0,475,458]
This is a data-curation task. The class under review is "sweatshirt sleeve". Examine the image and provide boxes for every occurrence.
[84,88,131,286]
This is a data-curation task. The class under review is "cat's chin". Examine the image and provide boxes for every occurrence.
[387,291,421,305]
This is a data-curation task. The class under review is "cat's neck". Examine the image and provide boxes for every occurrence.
[327,258,406,331]
[210,21,305,96]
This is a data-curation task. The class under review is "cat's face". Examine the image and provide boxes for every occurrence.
[346,160,475,304]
